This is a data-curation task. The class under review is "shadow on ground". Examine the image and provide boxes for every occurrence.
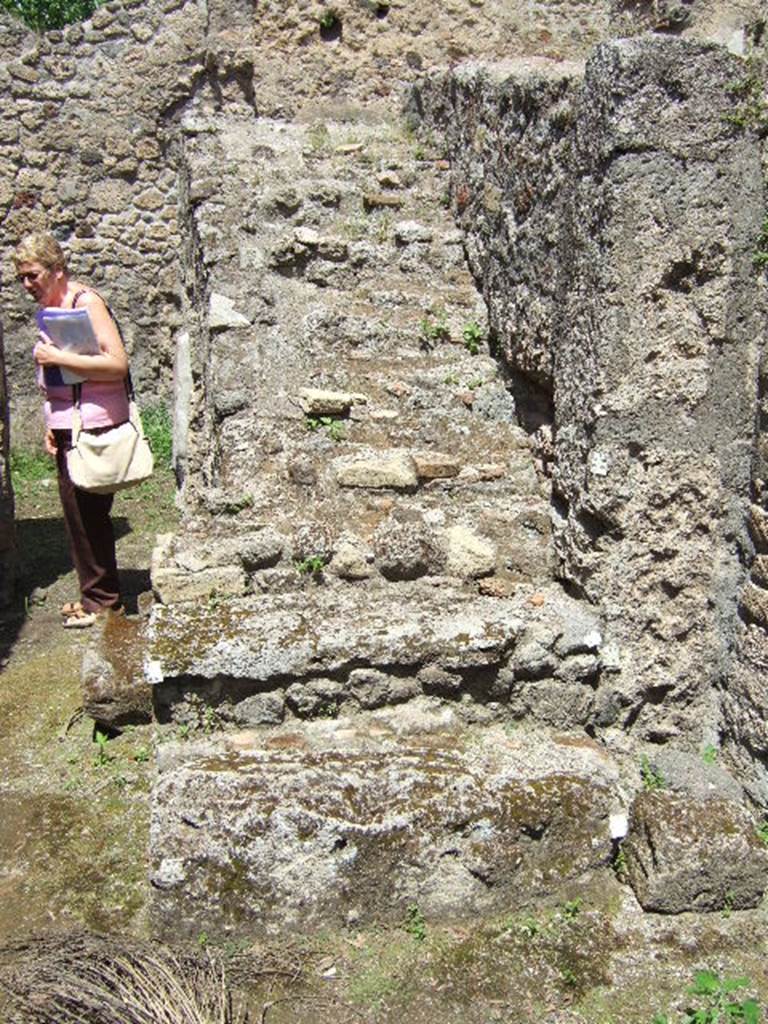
[0,515,146,662]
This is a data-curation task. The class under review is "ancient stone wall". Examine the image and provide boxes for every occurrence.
[2,0,756,434]
[417,36,767,744]
[0,0,256,437]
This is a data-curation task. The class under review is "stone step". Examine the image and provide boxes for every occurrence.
[148,707,619,937]
[146,581,602,724]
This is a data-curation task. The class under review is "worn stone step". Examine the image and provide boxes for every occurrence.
[148,708,619,937]
[146,580,602,722]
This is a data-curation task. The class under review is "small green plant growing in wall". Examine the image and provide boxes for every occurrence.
[1,0,104,30]
[141,404,173,471]
[724,56,768,135]
[652,970,759,1024]
[462,320,484,355]
[306,416,345,442]
[296,554,326,577]
[319,9,338,29]
[93,730,114,767]
[640,754,665,792]
[701,743,718,765]
[561,897,582,921]
[420,309,450,345]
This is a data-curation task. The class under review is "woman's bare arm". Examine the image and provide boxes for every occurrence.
[34,291,128,381]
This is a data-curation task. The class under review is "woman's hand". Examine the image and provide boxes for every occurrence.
[44,428,57,456]
[34,333,64,368]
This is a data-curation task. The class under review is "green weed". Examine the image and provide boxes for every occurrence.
[613,844,628,881]
[754,219,768,270]
[0,0,104,30]
[518,915,540,939]
[702,744,718,765]
[10,447,53,485]
[561,898,582,921]
[93,730,114,767]
[462,320,484,355]
[295,554,326,576]
[724,57,768,135]
[316,700,339,719]
[175,695,222,740]
[755,820,768,845]
[306,415,345,442]
[420,309,450,345]
[640,754,665,792]
[319,9,339,30]
[561,966,578,988]
[721,891,734,920]
[652,970,759,1024]
[307,123,331,153]
[404,903,427,942]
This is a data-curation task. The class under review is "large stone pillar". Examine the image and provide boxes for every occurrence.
[553,37,765,739]
[417,36,766,744]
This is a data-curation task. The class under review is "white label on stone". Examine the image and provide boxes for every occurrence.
[589,450,610,476]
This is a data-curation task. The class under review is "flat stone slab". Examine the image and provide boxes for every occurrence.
[149,709,619,937]
[145,583,603,722]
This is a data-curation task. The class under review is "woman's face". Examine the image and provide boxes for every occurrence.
[16,261,62,306]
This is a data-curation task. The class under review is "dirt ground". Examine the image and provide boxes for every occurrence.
[3,460,768,1023]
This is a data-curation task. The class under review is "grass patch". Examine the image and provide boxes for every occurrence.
[10,446,54,487]
[140,403,173,471]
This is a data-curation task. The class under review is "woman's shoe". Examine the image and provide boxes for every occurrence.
[60,600,83,616]
[62,609,97,629]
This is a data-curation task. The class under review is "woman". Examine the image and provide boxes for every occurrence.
[14,232,129,627]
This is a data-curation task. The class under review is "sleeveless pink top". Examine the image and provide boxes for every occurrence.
[40,373,130,430]
[36,290,130,430]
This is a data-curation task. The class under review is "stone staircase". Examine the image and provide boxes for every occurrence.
[146,112,591,721]
[144,111,614,935]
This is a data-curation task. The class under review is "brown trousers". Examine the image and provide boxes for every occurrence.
[53,428,121,613]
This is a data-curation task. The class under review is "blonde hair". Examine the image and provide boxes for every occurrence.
[13,232,68,273]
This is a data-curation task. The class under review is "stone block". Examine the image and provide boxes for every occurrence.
[152,564,247,604]
[334,451,418,490]
[751,554,768,589]
[373,516,445,580]
[394,220,433,244]
[229,691,285,727]
[412,451,460,480]
[298,388,367,416]
[363,191,403,211]
[624,791,768,913]
[328,538,374,580]
[442,525,497,579]
[208,292,250,329]
[740,582,768,630]
[149,720,616,936]
[748,505,768,553]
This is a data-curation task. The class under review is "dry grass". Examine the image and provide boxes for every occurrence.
[0,931,251,1024]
